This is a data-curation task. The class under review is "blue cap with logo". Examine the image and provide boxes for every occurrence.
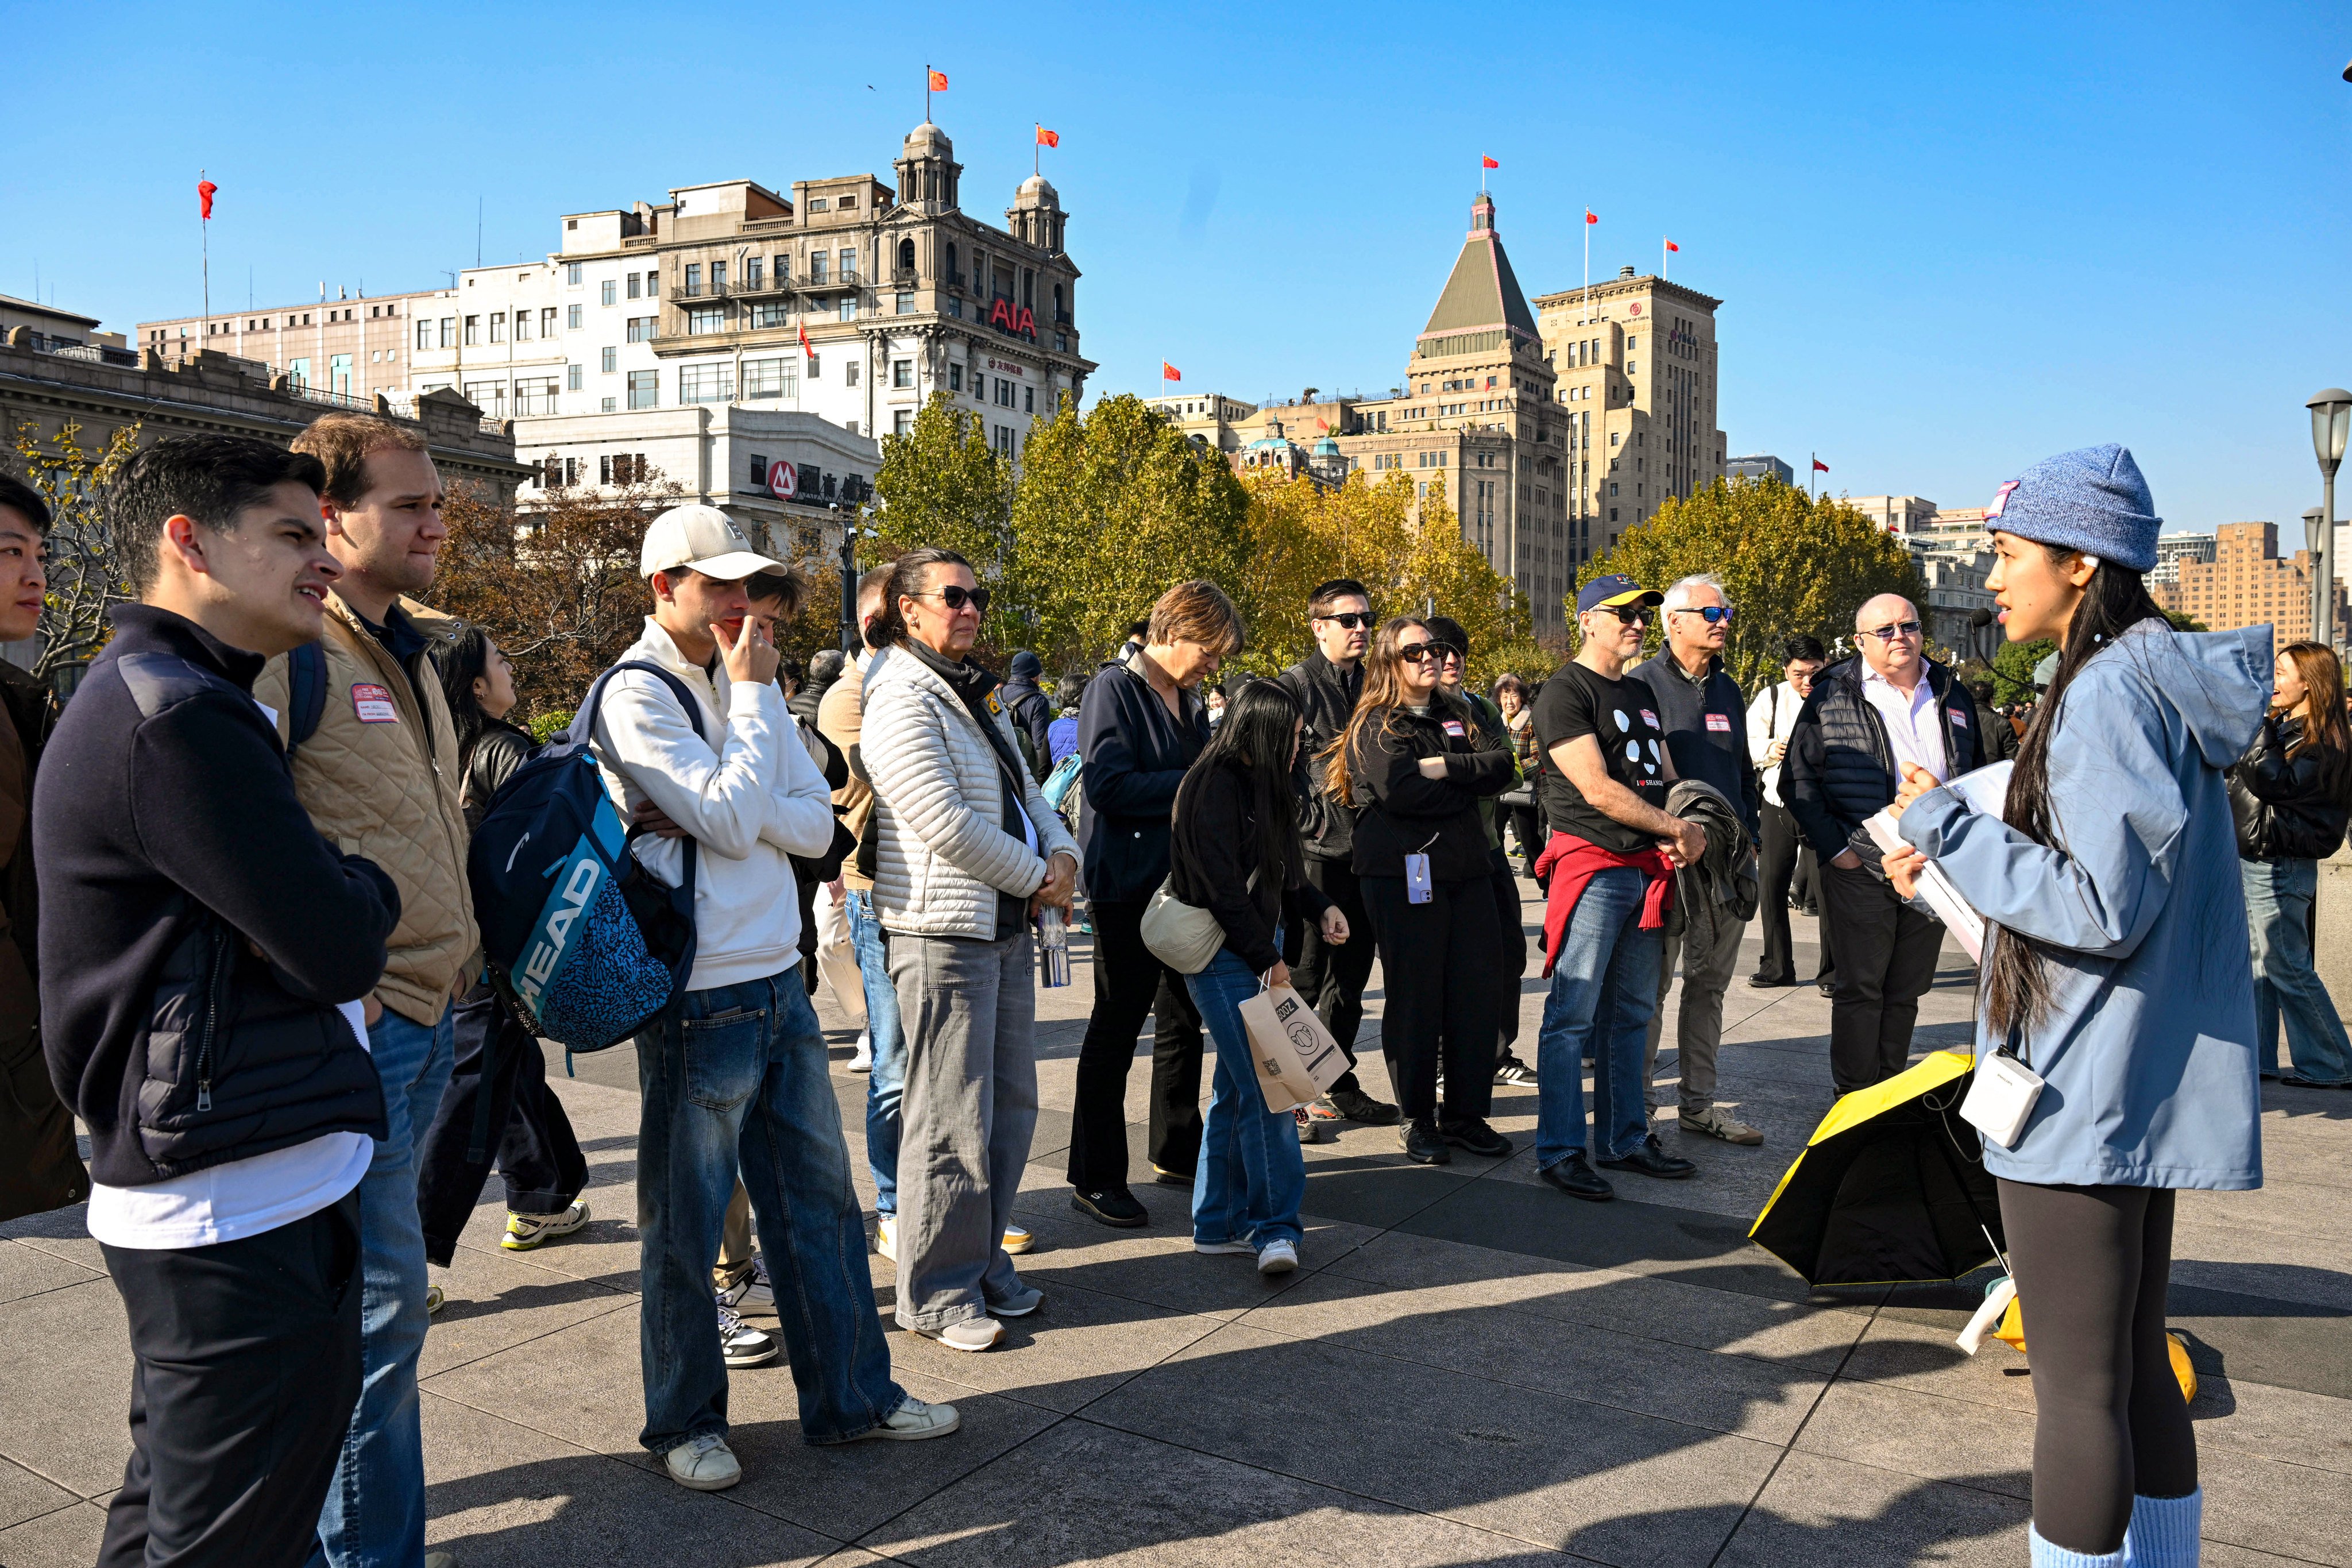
[1576,574,1664,615]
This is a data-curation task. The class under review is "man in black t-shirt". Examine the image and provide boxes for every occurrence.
[1528,576,1708,1202]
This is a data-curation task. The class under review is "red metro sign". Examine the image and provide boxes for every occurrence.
[988,299,1037,335]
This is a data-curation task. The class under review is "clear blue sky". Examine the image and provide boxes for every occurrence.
[10,0,2350,536]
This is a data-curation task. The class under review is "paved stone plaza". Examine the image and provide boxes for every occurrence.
[3,891,2347,1567]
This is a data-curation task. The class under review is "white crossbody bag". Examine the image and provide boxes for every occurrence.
[1960,1029,2044,1150]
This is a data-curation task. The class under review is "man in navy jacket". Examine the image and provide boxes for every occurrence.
[37,434,399,1566]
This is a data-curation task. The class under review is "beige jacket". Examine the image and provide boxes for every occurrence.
[253,594,479,1025]
[816,652,874,893]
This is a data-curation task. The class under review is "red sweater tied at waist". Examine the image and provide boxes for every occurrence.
[1534,832,1675,976]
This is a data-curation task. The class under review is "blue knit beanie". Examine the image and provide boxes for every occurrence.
[1983,443,2161,573]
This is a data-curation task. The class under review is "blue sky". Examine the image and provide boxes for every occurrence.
[9,0,2350,536]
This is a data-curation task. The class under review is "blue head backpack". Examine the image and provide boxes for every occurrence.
[466,661,703,1053]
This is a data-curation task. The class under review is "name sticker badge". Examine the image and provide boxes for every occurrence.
[1705,712,1732,732]
[1950,707,1969,728]
[1404,853,1433,905]
[1442,719,1467,739]
[1640,709,1660,729]
[350,683,400,724]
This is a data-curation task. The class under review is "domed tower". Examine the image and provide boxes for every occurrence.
[1007,173,1064,255]
[894,121,961,214]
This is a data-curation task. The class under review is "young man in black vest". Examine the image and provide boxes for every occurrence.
[36,434,400,1566]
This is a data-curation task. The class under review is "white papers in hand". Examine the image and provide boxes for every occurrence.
[1863,760,2013,965]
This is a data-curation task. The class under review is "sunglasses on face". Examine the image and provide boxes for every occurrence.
[1315,611,1373,631]
[1593,605,1652,626]
[1397,641,1462,665]
[1860,620,1922,641]
[1672,604,1735,624]
[916,585,991,613]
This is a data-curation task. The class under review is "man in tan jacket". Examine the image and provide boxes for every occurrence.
[252,412,474,1568]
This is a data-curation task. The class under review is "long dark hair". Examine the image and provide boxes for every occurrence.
[431,622,517,771]
[1324,616,1469,807]
[1176,678,1304,890]
[1985,550,2168,1036]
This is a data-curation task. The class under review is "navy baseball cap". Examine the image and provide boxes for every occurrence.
[1576,574,1664,615]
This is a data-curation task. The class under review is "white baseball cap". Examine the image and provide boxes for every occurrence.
[638,503,782,582]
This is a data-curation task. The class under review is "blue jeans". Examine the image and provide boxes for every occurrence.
[1534,867,1663,1169]
[846,890,907,1216]
[315,1002,453,1568]
[636,968,903,1451]
[2243,857,2352,1084]
[1185,949,1306,1252]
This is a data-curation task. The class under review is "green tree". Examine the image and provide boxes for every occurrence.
[1991,636,2058,706]
[872,392,1012,578]
[11,418,140,681]
[1583,478,1925,693]
[2161,607,2206,632]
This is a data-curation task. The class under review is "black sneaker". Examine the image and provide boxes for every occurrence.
[1071,1188,1149,1228]
[1149,1165,1194,1187]
[1539,1152,1613,1201]
[1326,1087,1403,1126]
[1438,1117,1513,1157]
[1597,1134,1698,1180]
[1746,971,1792,990]
[1493,1053,1538,1086]
[1400,1117,1453,1165]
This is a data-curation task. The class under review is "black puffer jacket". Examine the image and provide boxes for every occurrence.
[1345,696,1516,882]
[1277,650,1363,861]
[2230,713,2351,862]
[1786,655,1986,872]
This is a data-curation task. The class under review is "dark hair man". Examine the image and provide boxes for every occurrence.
[246,412,474,1568]
[1001,649,1055,781]
[1275,578,1401,1126]
[1746,634,1832,992]
[0,472,85,1226]
[1787,593,1985,1094]
[35,434,399,1565]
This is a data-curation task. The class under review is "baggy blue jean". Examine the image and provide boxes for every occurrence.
[314,1003,453,1568]
[2242,856,2352,1084]
[635,968,905,1452]
[846,889,908,1216]
[1185,949,1306,1252]
[1533,867,1663,1171]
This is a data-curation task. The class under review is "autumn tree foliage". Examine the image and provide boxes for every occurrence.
[10,418,141,680]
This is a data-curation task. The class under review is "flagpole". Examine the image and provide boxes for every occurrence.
[1662,237,1668,283]
[200,167,210,343]
[1581,211,1589,323]
[925,64,930,122]
[1810,453,1817,501]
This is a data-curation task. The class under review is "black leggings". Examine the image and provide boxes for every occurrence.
[1361,873,1500,1123]
[1997,1179,2196,1555]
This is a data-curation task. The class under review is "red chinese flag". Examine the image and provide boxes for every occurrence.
[198,179,217,221]
[1481,155,1499,169]
[800,323,814,357]
[1161,362,1181,381]
[1813,458,1830,473]
[1037,126,1060,148]
[1585,210,1598,225]
[1664,238,1679,253]
[927,68,948,90]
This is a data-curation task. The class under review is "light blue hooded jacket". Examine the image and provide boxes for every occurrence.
[1898,620,2271,1191]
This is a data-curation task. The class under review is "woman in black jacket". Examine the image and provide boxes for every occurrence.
[1332,618,1517,1164]
[2231,640,2352,1087]
[415,625,590,1280]
[1169,679,1345,1274]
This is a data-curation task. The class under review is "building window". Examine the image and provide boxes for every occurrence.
[749,301,787,328]
[439,316,455,348]
[678,362,733,403]
[686,306,725,334]
[808,252,828,283]
[627,370,658,409]
[601,279,617,307]
[806,354,820,379]
[742,357,794,399]
[685,263,702,296]
[289,356,310,387]
[746,257,763,288]
[601,396,616,412]
[567,304,582,330]
[1025,385,1035,413]
[748,454,767,487]
[567,364,584,391]
[948,363,963,392]
[844,360,859,387]
[511,311,528,342]
[994,425,1014,458]
[897,291,914,315]
[837,298,857,322]
[892,360,914,388]
[566,262,584,285]
[711,261,727,292]
[541,307,557,338]
[839,249,857,279]
[774,254,790,283]
[894,408,913,435]
[485,313,501,343]
[515,378,559,415]
[627,316,656,342]
[601,346,617,373]
[627,272,642,300]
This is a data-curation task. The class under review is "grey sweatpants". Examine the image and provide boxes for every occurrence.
[886,927,1040,1333]
[1643,895,1746,1115]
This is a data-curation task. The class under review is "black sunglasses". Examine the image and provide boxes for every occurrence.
[1860,619,1922,640]
[1593,604,1652,625]
[915,585,992,613]
[1315,611,1373,630]
[1397,641,1462,665]
[1670,604,1735,624]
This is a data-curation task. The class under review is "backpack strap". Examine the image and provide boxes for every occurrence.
[286,640,327,752]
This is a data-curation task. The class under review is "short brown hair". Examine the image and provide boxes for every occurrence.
[745,567,806,617]
[1146,579,1243,656]
[292,412,428,507]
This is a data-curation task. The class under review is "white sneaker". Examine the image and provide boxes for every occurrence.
[663,1431,741,1490]
[1256,1241,1299,1275]
[501,1200,589,1250]
[860,1395,961,1440]
[1002,1223,1034,1255]
[719,1306,779,1369]
[716,1254,774,1316]
[921,1317,1003,1353]
[849,1031,873,1073]
[875,1215,897,1261]
[987,1282,1043,1318]
[1194,1239,1254,1257]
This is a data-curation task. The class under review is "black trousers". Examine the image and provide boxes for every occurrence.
[98,1192,362,1568]
[1818,861,1945,1092]
[1757,804,1835,984]
[1488,859,1529,1052]
[1068,896,1205,1190]
[416,983,588,1267]
[1292,856,1374,1095]
[1998,1181,2196,1555]
[1362,873,1501,1123]
[1503,802,1544,874]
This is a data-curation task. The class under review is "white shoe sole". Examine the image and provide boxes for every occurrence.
[1194,1240,1254,1256]
[863,1407,963,1440]
[666,1462,741,1492]
[987,1293,1042,1318]
[920,1323,1003,1353]
[721,1345,780,1369]
[1002,1230,1036,1256]
[1257,1249,1299,1276]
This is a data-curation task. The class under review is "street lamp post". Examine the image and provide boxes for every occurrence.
[2305,388,2351,648]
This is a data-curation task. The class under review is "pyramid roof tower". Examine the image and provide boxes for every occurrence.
[1419,192,1540,349]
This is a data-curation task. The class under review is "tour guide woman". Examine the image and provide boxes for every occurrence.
[1334,618,1519,1165]
[1882,445,2268,1568]
[1167,679,1347,1274]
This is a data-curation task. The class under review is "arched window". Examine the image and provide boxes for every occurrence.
[898,237,916,274]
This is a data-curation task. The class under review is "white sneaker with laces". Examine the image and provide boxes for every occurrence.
[716,1254,774,1316]
[1256,1240,1299,1275]
[849,1031,873,1073]
[718,1306,779,1369]
[861,1395,961,1440]
[663,1432,741,1491]
[501,1200,590,1251]
[921,1317,1003,1353]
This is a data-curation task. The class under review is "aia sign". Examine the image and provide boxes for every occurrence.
[988,299,1037,335]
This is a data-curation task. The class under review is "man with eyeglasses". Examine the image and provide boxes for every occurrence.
[1786,592,1986,1095]
[1631,574,1764,1147]
[1276,578,1402,1126]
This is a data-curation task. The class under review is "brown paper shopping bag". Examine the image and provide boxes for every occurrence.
[1238,983,1349,1114]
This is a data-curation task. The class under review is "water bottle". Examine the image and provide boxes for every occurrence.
[1037,905,1072,987]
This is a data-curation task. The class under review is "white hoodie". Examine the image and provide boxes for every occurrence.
[588,617,836,991]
